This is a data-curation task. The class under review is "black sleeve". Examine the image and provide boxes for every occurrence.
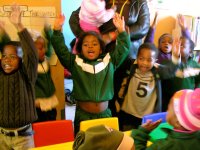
[69,7,84,38]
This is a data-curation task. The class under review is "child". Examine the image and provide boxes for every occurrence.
[34,24,59,122]
[51,13,130,134]
[73,125,135,150]
[72,0,116,54]
[164,35,200,105]
[132,88,200,150]
[79,0,116,33]
[0,5,38,149]
[118,43,178,131]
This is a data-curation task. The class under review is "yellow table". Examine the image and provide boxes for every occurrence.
[29,142,73,150]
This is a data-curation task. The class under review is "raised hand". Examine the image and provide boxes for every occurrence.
[113,13,125,33]
[177,14,187,30]
[54,14,65,31]
[9,4,23,31]
[172,38,181,59]
[141,119,162,132]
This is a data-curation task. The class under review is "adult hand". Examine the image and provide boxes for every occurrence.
[141,119,162,132]
[54,14,65,31]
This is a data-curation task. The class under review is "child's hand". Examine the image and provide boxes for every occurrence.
[9,4,22,27]
[172,38,181,58]
[177,14,187,30]
[113,13,125,33]
[141,119,162,132]
[54,14,65,31]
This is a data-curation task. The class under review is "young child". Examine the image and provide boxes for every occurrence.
[132,88,200,150]
[165,35,200,104]
[72,0,116,54]
[73,125,135,150]
[79,0,116,33]
[0,5,38,149]
[118,43,179,131]
[34,25,59,122]
[51,13,130,134]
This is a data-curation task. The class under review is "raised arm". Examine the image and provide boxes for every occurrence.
[9,4,38,82]
[177,14,191,39]
[51,14,75,70]
[111,13,130,67]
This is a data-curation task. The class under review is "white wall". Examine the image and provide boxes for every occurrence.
[61,0,81,49]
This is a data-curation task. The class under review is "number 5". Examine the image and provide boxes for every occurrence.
[136,82,147,97]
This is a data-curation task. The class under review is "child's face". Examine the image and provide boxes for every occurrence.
[81,35,102,60]
[35,37,46,62]
[137,48,156,74]
[159,36,173,54]
[166,99,185,130]
[1,45,20,74]
[180,38,191,59]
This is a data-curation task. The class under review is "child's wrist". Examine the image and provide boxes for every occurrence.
[108,31,117,41]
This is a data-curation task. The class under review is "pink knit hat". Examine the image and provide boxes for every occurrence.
[172,88,200,131]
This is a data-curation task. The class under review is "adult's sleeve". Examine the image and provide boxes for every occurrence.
[69,7,84,38]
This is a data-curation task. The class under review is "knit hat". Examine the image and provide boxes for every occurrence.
[172,88,200,131]
[73,125,134,150]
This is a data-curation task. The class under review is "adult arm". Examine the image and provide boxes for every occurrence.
[69,7,84,38]
[128,0,150,41]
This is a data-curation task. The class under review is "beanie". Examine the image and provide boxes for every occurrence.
[73,125,134,150]
[172,88,200,131]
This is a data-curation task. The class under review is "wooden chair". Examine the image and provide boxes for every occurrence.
[32,120,74,147]
[80,117,119,131]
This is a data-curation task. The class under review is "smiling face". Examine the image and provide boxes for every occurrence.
[1,45,20,74]
[81,35,102,60]
[137,48,157,74]
[159,35,173,54]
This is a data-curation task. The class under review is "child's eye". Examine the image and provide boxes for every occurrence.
[83,43,88,47]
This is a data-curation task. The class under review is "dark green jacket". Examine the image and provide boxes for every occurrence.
[51,30,130,102]
[132,126,200,150]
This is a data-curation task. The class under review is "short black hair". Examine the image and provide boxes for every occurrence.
[137,42,158,58]
[180,36,195,51]
[76,31,105,53]
[2,41,23,58]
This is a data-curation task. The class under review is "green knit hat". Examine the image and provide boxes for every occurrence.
[73,125,124,150]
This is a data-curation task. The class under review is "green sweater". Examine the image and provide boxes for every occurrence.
[131,126,200,150]
[51,31,130,102]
